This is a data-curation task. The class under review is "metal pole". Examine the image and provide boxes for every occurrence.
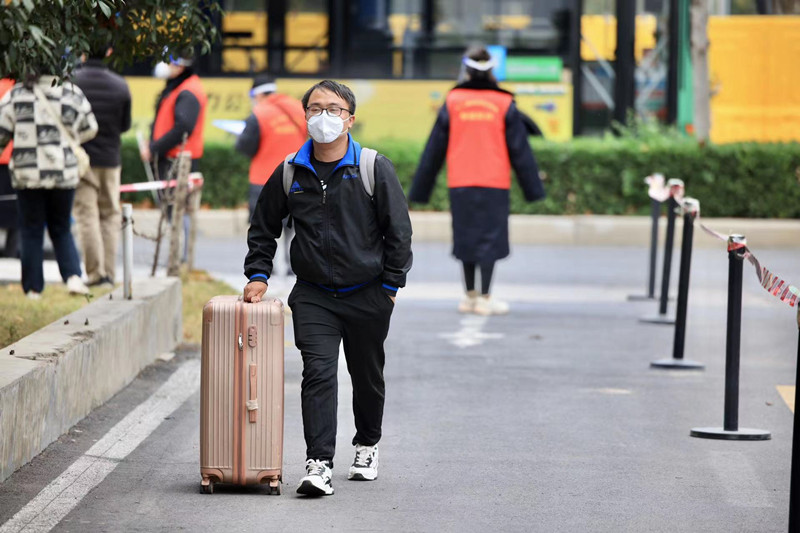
[641,179,683,324]
[673,208,694,360]
[790,325,800,531]
[690,234,770,440]
[651,198,704,369]
[570,0,584,135]
[629,198,661,301]
[647,198,660,298]
[723,236,744,431]
[667,0,679,124]
[122,203,133,300]
[614,0,636,125]
[659,198,676,314]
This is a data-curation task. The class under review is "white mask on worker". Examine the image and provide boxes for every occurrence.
[153,62,172,80]
[307,113,346,144]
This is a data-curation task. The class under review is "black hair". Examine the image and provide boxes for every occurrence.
[301,80,356,114]
[464,46,496,83]
[251,73,275,91]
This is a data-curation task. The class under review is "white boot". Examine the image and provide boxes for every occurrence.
[458,290,478,313]
[474,295,509,316]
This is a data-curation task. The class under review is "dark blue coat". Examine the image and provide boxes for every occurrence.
[409,81,545,263]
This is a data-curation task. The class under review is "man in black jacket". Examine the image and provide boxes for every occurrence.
[243,80,413,497]
[73,48,132,287]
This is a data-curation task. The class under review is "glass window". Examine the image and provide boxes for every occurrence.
[286,0,329,74]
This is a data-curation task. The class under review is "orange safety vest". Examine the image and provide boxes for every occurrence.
[445,88,513,189]
[249,93,307,185]
[152,75,207,159]
[0,78,14,165]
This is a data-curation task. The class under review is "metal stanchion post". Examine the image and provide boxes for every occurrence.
[691,235,770,440]
[122,203,133,300]
[640,179,683,325]
[652,198,704,369]
[628,198,661,302]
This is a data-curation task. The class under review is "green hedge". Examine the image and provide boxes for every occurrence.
[120,137,800,218]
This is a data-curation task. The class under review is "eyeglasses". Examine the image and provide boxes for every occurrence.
[305,105,352,118]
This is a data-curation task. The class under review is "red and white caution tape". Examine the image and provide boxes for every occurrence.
[685,196,799,308]
[644,175,800,308]
[646,174,685,203]
[120,173,204,194]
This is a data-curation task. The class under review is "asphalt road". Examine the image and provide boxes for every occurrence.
[1,237,798,532]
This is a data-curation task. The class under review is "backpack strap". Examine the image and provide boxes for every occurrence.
[282,152,296,196]
[359,147,377,198]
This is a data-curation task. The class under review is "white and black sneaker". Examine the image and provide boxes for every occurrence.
[348,444,379,481]
[297,459,334,496]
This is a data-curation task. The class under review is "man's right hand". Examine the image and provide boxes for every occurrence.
[243,281,268,303]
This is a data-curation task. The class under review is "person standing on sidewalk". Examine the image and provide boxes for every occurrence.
[139,51,207,262]
[139,51,207,177]
[73,48,132,288]
[243,80,413,496]
[235,74,306,277]
[0,74,98,298]
[0,78,18,258]
[409,46,545,316]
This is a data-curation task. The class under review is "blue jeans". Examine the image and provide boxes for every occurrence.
[16,188,82,294]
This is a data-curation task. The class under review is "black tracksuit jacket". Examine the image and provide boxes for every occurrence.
[244,136,413,294]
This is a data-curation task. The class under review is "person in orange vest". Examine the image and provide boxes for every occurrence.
[235,74,307,277]
[139,50,207,181]
[409,46,545,316]
[140,51,207,260]
[0,78,17,257]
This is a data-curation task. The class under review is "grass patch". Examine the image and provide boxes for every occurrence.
[0,271,238,350]
[0,284,113,350]
[181,270,239,345]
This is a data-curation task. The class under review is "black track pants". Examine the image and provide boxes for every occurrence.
[288,281,394,463]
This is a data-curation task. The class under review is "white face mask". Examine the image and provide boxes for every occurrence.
[153,62,172,80]
[307,113,346,144]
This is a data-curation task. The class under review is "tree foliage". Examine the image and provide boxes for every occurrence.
[0,0,221,80]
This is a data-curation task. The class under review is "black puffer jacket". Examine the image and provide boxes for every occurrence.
[245,136,413,292]
[73,59,131,167]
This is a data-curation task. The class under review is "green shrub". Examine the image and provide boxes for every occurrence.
[120,137,800,217]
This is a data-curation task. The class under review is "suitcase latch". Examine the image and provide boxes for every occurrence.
[238,333,243,351]
[248,326,257,347]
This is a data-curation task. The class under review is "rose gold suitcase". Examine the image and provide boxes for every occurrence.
[200,296,284,495]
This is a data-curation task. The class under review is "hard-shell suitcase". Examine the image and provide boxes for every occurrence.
[200,296,284,494]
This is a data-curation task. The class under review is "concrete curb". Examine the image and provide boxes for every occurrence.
[0,278,182,482]
[128,208,800,249]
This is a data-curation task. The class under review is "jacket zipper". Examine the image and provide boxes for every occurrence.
[320,178,336,291]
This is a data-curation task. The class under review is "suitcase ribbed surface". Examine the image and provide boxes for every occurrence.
[200,296,284,487]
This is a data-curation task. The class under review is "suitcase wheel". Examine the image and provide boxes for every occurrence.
[200,480,214,495]
[269,479,282,495]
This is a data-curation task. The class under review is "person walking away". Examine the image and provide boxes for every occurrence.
[0,78,18,258]
[73,47,132,287]
[139,51,207,259]
[0,74,98,298]
[409,46,545,316]
[235,74,306,277]
[243,80,413,496]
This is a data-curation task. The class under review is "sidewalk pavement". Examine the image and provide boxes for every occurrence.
[124,209,800,248]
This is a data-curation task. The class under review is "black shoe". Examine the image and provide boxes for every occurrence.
[87,277,114,288]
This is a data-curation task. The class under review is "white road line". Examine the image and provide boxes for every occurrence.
[438,315,504,348]
[1,360,201,533]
